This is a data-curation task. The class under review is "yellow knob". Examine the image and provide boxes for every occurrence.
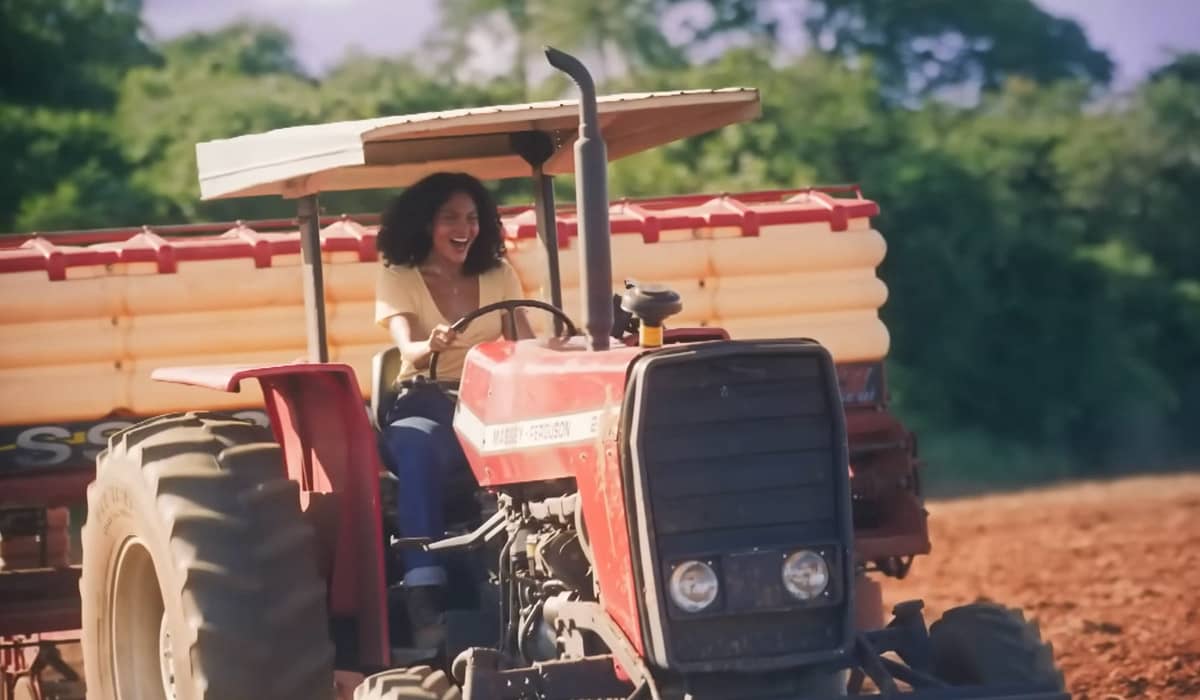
[640,323,664,348]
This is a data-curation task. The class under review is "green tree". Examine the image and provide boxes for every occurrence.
[801,0,1114,98]
[319,53,525,122]
[316,54,532,214]
[0,0,157,232]
[0,0,155,109]
[1149,52,1200,86]
[659,0,782,61]
[599,47,1192,477]
[1052,58,1200,466]
[437,0,685,93]
[438,0,536,93]
[109,24,540,224]
[604,48,898,197]
[112,23,324,222]
[158,22,305,78]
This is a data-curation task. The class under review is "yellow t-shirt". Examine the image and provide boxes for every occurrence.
[374,259,525,384]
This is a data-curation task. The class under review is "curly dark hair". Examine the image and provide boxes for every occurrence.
[376,172,505,275]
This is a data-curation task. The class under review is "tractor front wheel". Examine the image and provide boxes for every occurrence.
[928,602,1065,690]
[353,666,461,700]
[80,412,335,700]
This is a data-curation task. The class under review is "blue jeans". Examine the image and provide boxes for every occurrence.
[382,386,463,588]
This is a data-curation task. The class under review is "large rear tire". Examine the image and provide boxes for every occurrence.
[80,412,335,700]
[929,602,1065,689]
[353,666,460,700]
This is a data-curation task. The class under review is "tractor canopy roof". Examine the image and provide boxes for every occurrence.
[195,88,760,201]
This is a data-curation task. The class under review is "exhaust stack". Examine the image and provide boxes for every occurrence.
[545,47,613,351]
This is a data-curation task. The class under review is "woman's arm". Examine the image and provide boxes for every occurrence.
[388,314,432,370]
[388,314,456,370]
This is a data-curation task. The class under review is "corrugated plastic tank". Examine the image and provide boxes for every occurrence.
[0,189,889,426]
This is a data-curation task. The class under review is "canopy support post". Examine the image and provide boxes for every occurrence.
[297,194,329,363]
[512,131,565,336]
[533,168,564,317]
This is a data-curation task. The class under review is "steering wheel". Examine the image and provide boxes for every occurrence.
[428,299,579,382]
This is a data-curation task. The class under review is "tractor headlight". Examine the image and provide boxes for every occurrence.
[782,550,830,601]
[668,560,719,613]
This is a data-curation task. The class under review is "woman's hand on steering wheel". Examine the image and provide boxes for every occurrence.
[427,299,578,382]
[427,324,458,353]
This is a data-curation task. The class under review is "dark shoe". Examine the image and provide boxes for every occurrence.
[405,584,447,649]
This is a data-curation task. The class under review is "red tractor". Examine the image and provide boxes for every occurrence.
[78,48,1067,699]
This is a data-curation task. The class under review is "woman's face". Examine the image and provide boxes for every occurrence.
[428,191,480,268]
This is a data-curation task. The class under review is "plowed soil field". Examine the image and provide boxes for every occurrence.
[882,474,1200,699]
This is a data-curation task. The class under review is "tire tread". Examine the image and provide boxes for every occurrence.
[82,411,334,700]
[353,667,460,700]
[929,601,1065,689]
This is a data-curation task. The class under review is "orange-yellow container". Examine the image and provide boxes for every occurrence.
[0,189,890,426]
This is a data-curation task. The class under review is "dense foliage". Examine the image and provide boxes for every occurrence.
[3,1,1197,490]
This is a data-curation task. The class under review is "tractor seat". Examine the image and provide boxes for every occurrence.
[371,346,404,432]
[370,347,461,431]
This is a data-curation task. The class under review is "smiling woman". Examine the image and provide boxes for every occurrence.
[374,171,527,384]
[372,171,531,646]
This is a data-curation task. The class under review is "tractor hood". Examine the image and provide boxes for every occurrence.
[195,89,761,200]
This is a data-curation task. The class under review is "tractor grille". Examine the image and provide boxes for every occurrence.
[632,347,851,668]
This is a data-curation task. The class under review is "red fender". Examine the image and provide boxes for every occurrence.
[152,362,389,669]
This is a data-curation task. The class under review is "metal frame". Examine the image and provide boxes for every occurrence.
[297,194,329,362]
[509,130,566,333]
[452,600,1069,700]
[285,47,622,365]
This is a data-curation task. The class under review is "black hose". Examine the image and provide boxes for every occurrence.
[517,598,545,664]
[497,525,518,656]
[574,494,596,573]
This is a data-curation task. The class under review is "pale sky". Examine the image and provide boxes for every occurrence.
[141,0,1200,88]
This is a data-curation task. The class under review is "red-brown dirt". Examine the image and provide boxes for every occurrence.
[8,476,1197,699]
[881,474,1200,700]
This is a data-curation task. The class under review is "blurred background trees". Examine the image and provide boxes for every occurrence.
[3,0,1198,492]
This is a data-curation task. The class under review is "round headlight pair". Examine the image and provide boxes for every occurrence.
[667,551,831,613]
[782,550,830,600]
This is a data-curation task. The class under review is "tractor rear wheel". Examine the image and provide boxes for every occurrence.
[928,602,1065,689]
[80,412,335,700]
[353,666,461,700]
